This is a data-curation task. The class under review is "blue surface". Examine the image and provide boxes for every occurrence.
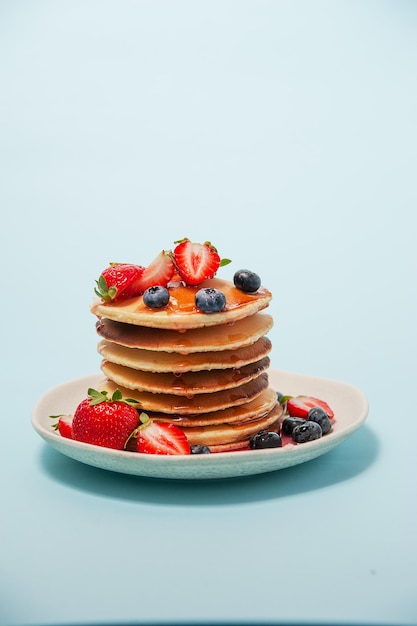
[1,1,416,625]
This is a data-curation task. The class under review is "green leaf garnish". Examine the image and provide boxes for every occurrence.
[87,388,141,407]
[94,275,118,302]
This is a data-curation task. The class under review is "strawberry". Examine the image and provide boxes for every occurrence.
[133,413,190,455]
[95,263,145,302]
[131,250,175,293]
[286,395,335,420]
[72,388,140,450]
[173,238,231,286]
[51,414,73,439]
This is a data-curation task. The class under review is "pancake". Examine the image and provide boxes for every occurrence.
[138,387,279,427]
[124,400,284,448]
[181,402,283,446]
[100,372,269,414]
[100,357,270,396]
[91,278,272,330]
[97,336,272,373]
[95,313,273,353]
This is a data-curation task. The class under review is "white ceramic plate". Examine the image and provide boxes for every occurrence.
[31,370,368,480]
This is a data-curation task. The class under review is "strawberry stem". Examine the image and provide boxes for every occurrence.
[87,388,141,407]
[94,275,117,302]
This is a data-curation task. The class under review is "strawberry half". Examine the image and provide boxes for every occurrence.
[95,263,145,302]
[132,250,175,293]
[72,388,140,450]
[286,396,335,420]
[51,414,73,439]
[134,413,190,455]
[173,238,231,286]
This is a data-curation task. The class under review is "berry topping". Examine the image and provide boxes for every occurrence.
[250,430,283,449]
[190,444,211,454]
[233,269,261,293]
[286,395,334,420]
[195,288,226,313]
[95,263,145,302]
[132,250,175,294]
[292,421,322,443]
[134,413,191,455]
[307,407,332,435]
[71,388,140,450]
[143,285,170,309]
[173,238,231,285]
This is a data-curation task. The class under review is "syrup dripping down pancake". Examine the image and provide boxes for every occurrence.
[134,387,279,427]
[97,336,272,373]
[100,357,270,395]
[95,313,273,353]
[100,373,269,414]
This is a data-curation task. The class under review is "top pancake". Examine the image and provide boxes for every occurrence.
[91,278,272,330]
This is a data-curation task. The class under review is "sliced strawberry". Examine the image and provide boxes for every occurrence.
[133,250,175,293]
[286,396,335,420]
[51,414,73,439]
[173,238,230,286]
[95,263,145,302]
[135,413,190,455]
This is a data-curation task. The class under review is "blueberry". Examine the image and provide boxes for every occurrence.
[292,421,322,443]
[190,444,211,454]
[143,285,170,308]
[281,416,306,436]
[250,430,282,449]
[233,269,261,293]
[307,407,332,435]
[195,288,226,313]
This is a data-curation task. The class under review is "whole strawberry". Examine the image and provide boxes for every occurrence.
[72,388,140,450]
[173,238,231,286]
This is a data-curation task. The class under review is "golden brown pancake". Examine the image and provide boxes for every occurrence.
[100,373,269,414]
[123,401,283,448]
[95,313,273,353]
[100,357,270,396]
[97,336,272,373]
[180,402,283,446]
[92,278,272,329]
[140,387,279,427]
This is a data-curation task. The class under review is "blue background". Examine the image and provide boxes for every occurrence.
[1,1,416,625]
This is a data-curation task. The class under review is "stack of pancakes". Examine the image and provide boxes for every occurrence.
[91,277,283,452]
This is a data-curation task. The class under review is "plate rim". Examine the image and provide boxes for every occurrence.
[31,369,369,479]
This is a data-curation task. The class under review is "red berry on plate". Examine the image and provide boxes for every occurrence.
[95,263,145,302]
[135,413,190,455]
[173,238,231,286]
[51,414,73,439]
[72,388,140,450]
[286,395,334,420]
